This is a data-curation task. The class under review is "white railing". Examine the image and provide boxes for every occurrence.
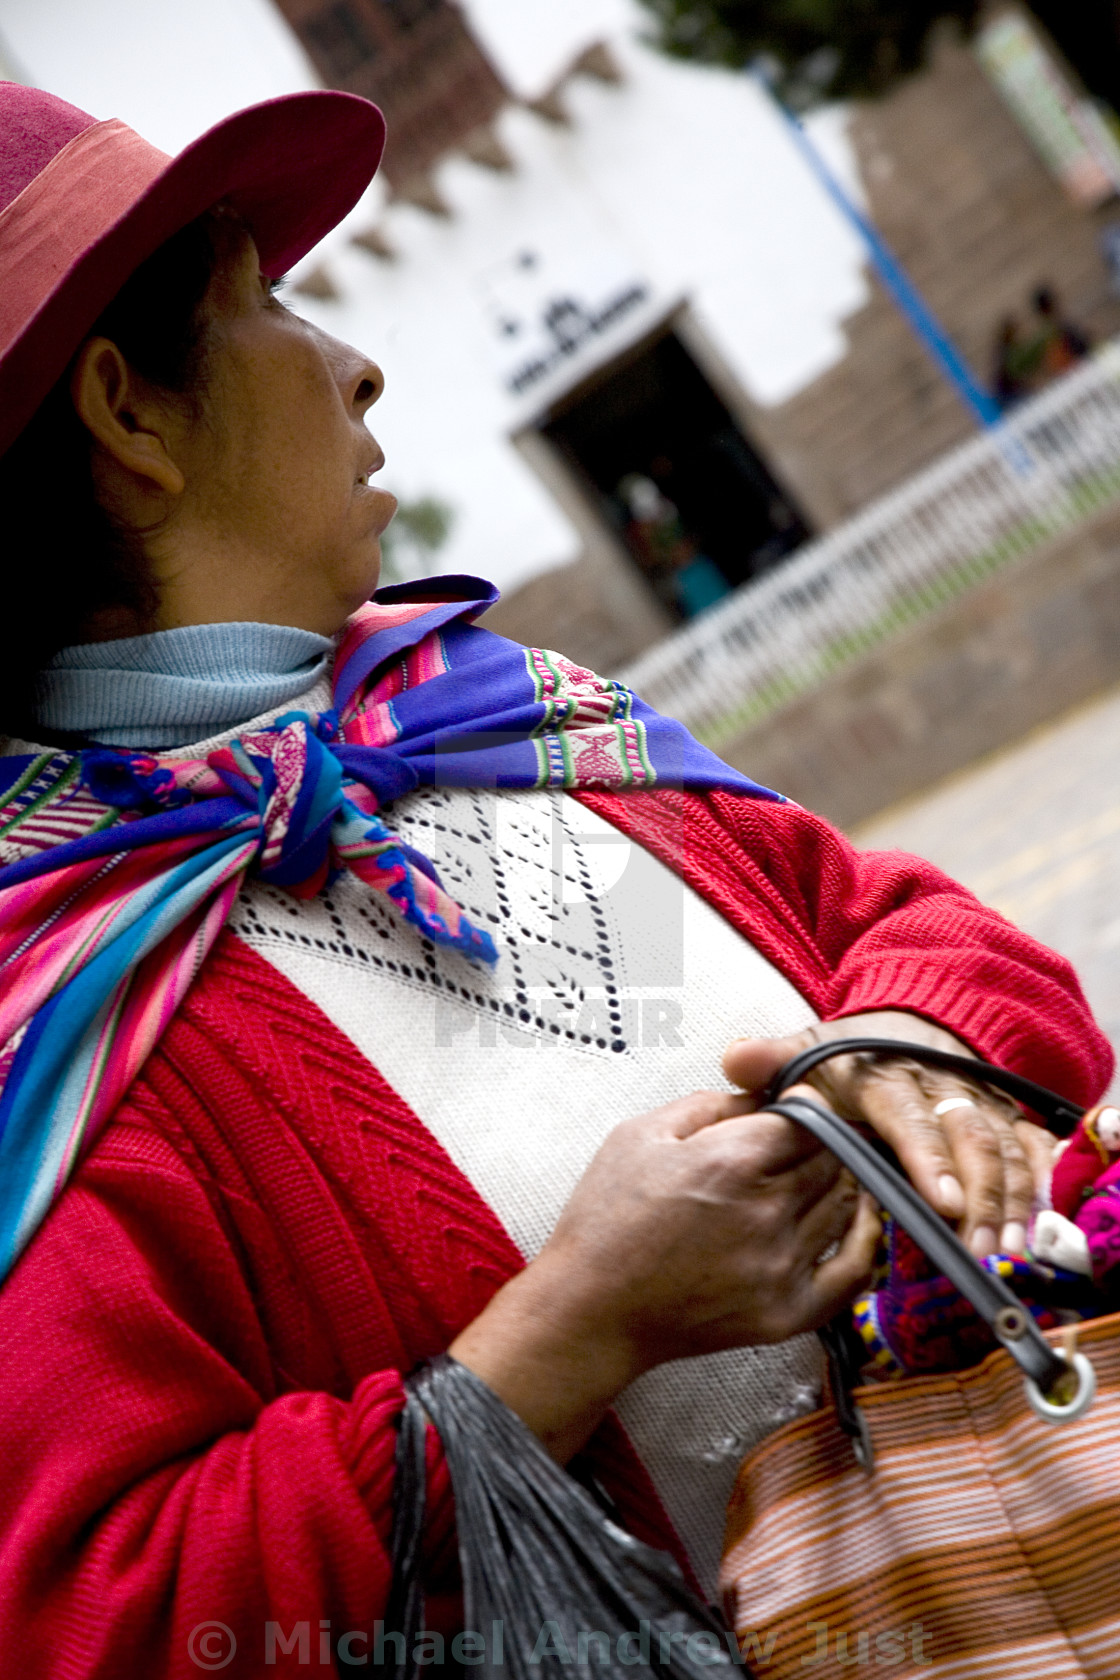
[620,342,1120,745]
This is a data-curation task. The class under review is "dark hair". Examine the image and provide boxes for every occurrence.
[0,205,243,734]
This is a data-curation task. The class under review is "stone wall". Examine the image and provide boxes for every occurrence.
[714,501,1120,830]
[746,31,1120,531]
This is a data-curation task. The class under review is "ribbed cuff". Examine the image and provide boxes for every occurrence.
[343,1370,408,1535]
[826,955,1104,1094]
[344,1368,456,1571]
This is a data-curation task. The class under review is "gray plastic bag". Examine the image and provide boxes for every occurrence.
[384,1356,749,1679]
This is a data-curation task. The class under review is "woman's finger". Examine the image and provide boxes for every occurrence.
[659,1089,755,1139]
[1013,1118,1061,1205]
[694,1101,835,1179]
[914,1066,1034,1250]
[935,1095,1033,1254]
[853,1065,976,1217]
[721,1031,811,1104]
[799,1193,882,1330]
[792,1164,861,1261]
[989,1110,1036,1253]
[691,1120,843,1229]
[855,1067,1025,1255]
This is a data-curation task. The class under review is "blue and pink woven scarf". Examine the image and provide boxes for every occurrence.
[0,577,779,1278]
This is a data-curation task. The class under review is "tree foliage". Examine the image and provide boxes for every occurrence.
[634,0,985,106]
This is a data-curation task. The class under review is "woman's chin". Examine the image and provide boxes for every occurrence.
[343,540,383,610]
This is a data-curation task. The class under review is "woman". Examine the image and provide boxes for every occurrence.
[0,82,1110,1674]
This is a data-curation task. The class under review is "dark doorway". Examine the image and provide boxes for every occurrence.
[538,325,810,621]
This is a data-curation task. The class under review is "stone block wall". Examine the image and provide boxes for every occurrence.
[714,501,1120,829]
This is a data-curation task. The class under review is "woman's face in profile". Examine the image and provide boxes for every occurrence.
[175,230,398,635]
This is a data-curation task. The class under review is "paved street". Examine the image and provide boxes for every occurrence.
[853,681,1120,1099]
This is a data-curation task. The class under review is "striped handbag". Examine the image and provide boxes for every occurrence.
[719,1040,1120,1680]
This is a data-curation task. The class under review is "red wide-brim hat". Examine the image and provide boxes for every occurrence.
[0,82,386,457]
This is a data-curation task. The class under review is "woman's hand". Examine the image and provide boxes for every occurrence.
[450,1089,879,1462]
[722,1010,1059,1260]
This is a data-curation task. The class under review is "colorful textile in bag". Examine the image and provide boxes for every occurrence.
[852,1221,1099,1380]
[720,1312,1120,1679]
[0,577,780,1280]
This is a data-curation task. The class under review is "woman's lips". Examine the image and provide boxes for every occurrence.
[361,484,398,533]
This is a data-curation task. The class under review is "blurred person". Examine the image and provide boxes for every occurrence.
[1024,283,1092,389]
[0,82,1111,1675]
[618,471,730,616]
[991,313,1030,411]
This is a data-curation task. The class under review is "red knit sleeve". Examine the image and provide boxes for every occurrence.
[574,788,1113,1105]
[0,1123,432,1679]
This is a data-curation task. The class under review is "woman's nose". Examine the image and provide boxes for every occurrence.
[349,354,384,417]
[313,323,384,416]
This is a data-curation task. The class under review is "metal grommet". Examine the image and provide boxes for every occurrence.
[1024,1351,1097,1425]
[994,1305,1028,1341]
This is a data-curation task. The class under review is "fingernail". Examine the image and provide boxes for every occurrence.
[1000,1221,1027,1256]
[938,1174,965,1215]
[970,1225,998,1259]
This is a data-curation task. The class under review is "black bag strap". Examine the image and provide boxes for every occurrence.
[763,1036,1086,1136]
[766,1091,1069,1394]
[759,1037,1096,1448]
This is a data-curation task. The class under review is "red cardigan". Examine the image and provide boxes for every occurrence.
[0,790,1110,1678]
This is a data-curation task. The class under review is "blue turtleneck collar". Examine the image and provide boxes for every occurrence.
[32,621,334,749]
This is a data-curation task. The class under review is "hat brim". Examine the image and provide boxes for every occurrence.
[0,90,385,456]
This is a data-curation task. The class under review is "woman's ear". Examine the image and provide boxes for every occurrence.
[71,337,186,500]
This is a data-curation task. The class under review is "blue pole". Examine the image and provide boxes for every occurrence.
[754,71,1003,429]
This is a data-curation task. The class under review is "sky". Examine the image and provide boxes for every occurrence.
[463,0,637,98]
[0,0,318,151]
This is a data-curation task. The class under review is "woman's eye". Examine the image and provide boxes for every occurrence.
[268,275,289,295]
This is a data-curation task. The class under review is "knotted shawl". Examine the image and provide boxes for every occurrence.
[0,577,779,1276]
